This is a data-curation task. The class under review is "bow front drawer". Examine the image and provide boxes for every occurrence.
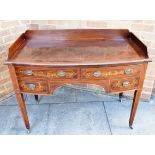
[81,65,142,80]
[110,77,139,92]
[15,66,79,79]
[15,66,47,78]
[18,80,48,93]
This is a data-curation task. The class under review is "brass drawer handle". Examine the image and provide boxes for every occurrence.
[93,70,101,77]
[57,70,66,76]
[26,83,36,90]
[24,70,33,76]
[124,68,132,74]
[122,81,129,87]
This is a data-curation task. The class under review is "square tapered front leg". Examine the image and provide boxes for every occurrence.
[16,93,30,129]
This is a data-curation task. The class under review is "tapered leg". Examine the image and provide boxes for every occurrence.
[34,95,39,104]
[16,93,30,129]
[119,92,123,102]
[129,90,142,129]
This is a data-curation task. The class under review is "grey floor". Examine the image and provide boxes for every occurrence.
[0,86,155,135]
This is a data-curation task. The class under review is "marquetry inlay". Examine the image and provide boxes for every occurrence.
[16,68,78,79]
[82,68,134,79]
[47,70,77,78]
[111,78,139,91]
[17,69,47,77]
[19,81,47,92]
[5,29,150,129]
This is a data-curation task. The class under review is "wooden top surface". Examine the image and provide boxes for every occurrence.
[6,29,150,66]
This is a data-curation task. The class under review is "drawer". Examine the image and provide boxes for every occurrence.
[15,66,79,79]
[18,80,48,93]
[15,66,47,78]
[110,77,139,92]
[81,65,142,80]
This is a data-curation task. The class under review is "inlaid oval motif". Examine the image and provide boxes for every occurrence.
[57,70,66,77]
[110,78,139,92]
[122,81,129,87]
[124,68,132,74]
[19,81,47,93]
[24,70,33,76]
[26,83,36,90]
[93,70,101,77]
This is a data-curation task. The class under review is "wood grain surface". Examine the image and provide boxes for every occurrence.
[5,29,150,66]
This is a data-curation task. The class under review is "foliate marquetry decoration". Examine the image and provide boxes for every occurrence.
[47,70,78,79]
[19,81,47,92]
[16,68,78,79]
[27,71,46,77]
[82,68,135,79]
[111,78,139,91]
[16,69,47,77]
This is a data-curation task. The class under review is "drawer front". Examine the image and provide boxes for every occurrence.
[15,66,79,79]
[81,65,142,80]
[16,67,47,78]
[110,77,139,92]
[46,68,78,79]
[18,80,48,93]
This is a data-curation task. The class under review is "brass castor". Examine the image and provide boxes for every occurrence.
[129,123,133,129]
[34,95,39,104]
[26,129,31,134]
[119,98,122,103]
[119,93,123,103]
